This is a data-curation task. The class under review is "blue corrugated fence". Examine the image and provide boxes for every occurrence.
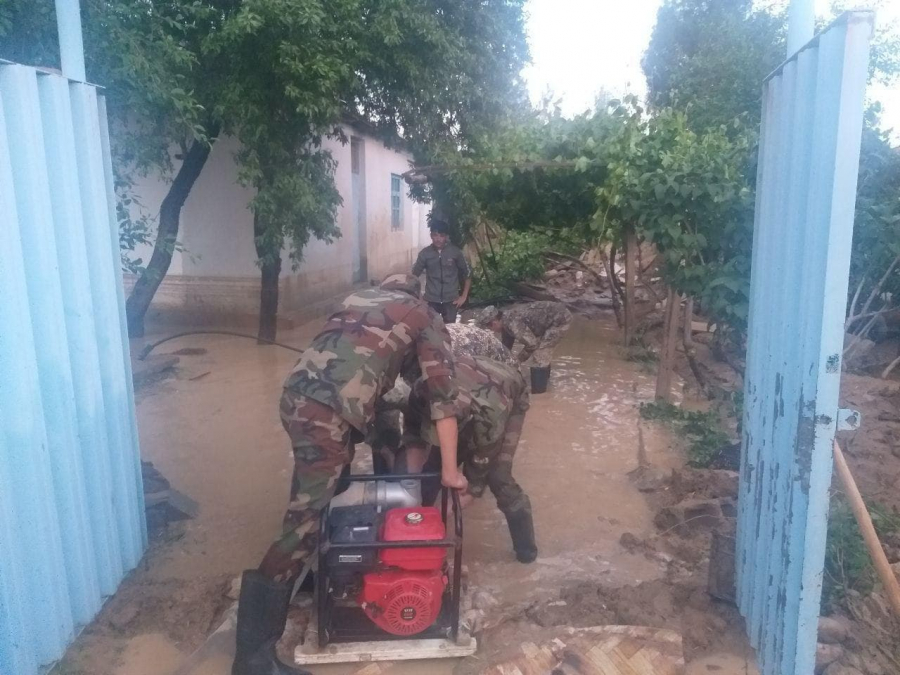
[0,63,145,675]
[737,12,873,675]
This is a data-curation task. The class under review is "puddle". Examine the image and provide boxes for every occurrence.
[71,314,681,675]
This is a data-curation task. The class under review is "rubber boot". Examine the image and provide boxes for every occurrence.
[505,508,538,563]
[232,570,311,675]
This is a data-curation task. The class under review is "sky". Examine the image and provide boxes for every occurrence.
[523,0,900,139]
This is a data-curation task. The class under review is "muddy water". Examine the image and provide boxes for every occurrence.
[462,317,670,609]
[90,315,678,675]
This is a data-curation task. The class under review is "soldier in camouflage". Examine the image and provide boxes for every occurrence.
[368,321,518,468]
[476,301,572,367]
[232,274,463,675]
[403,354,537,564]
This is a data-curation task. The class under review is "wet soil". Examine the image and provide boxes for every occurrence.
[56,314,758,675]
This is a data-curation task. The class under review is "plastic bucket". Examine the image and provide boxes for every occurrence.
[530,365,551,394]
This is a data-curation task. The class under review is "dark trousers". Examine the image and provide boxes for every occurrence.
[428,301,458,324]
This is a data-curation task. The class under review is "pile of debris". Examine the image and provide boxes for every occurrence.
[142,461,198,532]
[625,465,900,674]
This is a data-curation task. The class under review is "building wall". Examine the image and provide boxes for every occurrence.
[126,126,430,328]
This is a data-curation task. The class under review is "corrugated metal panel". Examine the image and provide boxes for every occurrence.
[737,12,873,675]
[0,64,145,675]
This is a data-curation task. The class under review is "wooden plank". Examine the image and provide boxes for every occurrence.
[480,626,684,675]
[294,635,477,665]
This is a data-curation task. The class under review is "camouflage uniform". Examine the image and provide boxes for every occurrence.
[368,323,518,463]
[405,354,532,519]
[446,323,518,368]
[501,301,572,367]
[259,274,457,582]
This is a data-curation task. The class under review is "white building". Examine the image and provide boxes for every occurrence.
[126,123,430,329]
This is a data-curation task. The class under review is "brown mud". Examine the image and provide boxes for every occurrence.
[57,315,758,675]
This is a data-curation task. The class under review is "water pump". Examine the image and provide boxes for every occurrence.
[315,474,463,647]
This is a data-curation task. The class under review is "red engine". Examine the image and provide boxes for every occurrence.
[359,507,447,636]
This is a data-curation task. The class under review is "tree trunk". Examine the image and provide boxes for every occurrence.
[624,225,637,347]
[682,297,707,394]
[656,287,681,402]
[608,242,625,301]
[125,128,218,337]
[254,212,282,344]
[598,249,623,328]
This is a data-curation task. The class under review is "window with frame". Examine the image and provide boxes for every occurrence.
[390,174,402,231]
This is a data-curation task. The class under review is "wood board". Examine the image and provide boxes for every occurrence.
[480,626,685,675]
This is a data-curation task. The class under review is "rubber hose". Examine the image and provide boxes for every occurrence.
[138,330,305,360]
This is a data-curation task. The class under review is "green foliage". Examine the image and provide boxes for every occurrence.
[848,108,900,309]
[640,401,731,468]
[3,0,529,319]
[470,228,582,302]
[245,147,343,268]
[417,105,617,237]
[597,99,756,333]
[642,0,785,131]
[116,182,154,275]
[823,495,900,611]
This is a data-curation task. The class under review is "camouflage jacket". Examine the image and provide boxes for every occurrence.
[502,301,572,353]
[446,323,518,367]
[405,353,529,467]
[284,288,457,434]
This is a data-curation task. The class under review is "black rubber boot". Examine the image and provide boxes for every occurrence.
[505,508,538,563]
[232,570,311,675]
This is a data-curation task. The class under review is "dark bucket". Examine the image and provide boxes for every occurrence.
[530,365,551,394]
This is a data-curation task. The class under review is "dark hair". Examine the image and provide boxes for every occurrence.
[429,219,450,234]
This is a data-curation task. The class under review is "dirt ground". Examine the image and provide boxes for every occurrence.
[56,313,759,675]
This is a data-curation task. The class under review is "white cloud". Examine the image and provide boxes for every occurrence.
[523,0,899,139]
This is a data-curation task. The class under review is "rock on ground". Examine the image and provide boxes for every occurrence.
[654,498,728,536]
[817,616,851,645]
[816,643,845,674]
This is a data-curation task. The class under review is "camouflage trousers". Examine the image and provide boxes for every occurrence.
[471,389,531,517]
[258,391,354,583]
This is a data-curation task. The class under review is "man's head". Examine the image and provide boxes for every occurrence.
[380,273,422,298]
[429,219,450,250]
[474,305,503,333]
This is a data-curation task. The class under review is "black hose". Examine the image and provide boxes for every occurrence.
[138,330,305,360]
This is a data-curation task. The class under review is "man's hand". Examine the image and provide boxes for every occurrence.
[453,295,467,308]
[441,469,468,492]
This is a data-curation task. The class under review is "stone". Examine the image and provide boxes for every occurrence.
[631,466,671,492]
[719,498,737,518]
[107,602,140,631]
[843,335,899,373]
[815,644,844,674]
[817,616,850,645]
[472,590,498,610]
[671,469,739,500]
[655,499,723,536]
[619,532,643,552]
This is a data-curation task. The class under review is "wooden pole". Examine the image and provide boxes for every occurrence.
[655,288,680,402]
[833,440,900,619]
[624,226,637,346]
